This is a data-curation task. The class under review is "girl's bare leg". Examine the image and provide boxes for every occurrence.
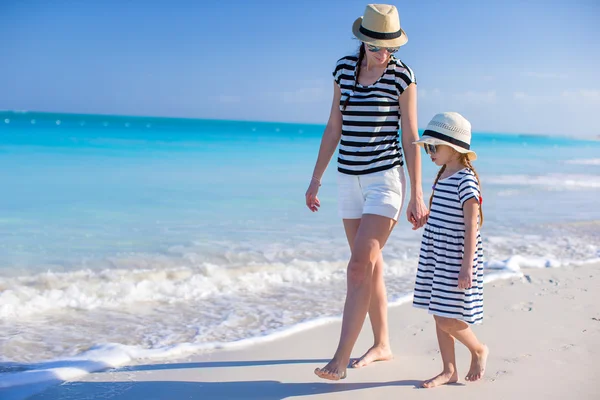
[422,320,459,388]
[434,315,489,382]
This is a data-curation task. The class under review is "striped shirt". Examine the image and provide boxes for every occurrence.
[332,54,416,175]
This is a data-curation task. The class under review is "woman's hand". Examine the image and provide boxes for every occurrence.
[305,179,321,212]
[406,196,428,230]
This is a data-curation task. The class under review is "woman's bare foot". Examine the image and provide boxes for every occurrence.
[350,344,393,368]
[314,359,347,381]
[422,370,458,388]
[465,344,489,382]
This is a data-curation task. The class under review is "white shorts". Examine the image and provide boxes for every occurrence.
[337,166,406,221]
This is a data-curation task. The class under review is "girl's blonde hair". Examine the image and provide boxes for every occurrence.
[429,153,484,228]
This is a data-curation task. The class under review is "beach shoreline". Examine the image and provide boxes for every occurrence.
[5,261,596,400]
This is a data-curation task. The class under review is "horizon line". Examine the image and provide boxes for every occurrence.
[1,109,597,141]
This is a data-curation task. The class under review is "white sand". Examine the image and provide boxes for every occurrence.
[22,263,600,399]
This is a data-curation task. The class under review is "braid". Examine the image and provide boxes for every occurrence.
[342,43,365,111]
[461,155,484,228]
[429,165,446,212]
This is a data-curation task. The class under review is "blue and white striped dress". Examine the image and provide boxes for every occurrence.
[413,168,484,324]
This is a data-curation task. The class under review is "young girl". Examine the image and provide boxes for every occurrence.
[412,112,488,388]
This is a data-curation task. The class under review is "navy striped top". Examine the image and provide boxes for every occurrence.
[332,55,416,175]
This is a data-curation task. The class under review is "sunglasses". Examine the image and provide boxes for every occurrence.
[424,144,437,155]
[366,44,399,54]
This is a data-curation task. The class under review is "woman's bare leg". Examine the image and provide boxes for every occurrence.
[315,214,395,380]
[342,219,394,369]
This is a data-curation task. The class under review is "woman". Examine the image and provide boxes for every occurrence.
[305,4,427,380]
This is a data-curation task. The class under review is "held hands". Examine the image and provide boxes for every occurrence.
[407,196,428,230]
[305,177,321,212]
[458,263,473,290]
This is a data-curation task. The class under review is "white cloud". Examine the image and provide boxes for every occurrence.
[419,88,496,104]
[561,89,600,101]
[505,89,600,135]
[455,90,497,104]
[415,87,599,136]
[262,80,331,105]
[523,71,568,80]
[418,88,441,99]
[514,89,600,105]
[281,87,327,103]
[513,91,556,104]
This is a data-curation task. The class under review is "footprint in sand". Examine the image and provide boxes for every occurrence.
[507,301,534,312]
[549,344,575,352]
[503,354,532,364]
[486,369,509,382]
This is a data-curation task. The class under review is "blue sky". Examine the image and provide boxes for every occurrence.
[0,0,598,136]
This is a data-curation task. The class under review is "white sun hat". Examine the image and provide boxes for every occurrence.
[414,112,477,161]
[352,4,408,48]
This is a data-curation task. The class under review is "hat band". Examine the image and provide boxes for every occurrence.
[359,25,402,40]
[423,130,471,150]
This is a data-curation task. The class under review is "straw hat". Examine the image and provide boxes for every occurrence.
[352,4,408,47]
[414,112,477,161]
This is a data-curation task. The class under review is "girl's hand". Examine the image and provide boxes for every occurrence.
[305,179,321,212]
[406,196,428,230]
[458,266,473,289]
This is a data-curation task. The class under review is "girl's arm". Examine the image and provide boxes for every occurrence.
[399,84,428,229]
[458,199,479,289]
[305,81,343,212]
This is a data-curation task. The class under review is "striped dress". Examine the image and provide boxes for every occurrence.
[332,55,416,175]
[413,168,484,324]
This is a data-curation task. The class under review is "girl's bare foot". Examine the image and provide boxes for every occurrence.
[350,344,393,368]
[422,370,458,388]
[314,359,347,381]
[465,344,489,382]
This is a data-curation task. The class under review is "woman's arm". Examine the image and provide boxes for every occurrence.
[305,81,343,212]
[399,84,428,228]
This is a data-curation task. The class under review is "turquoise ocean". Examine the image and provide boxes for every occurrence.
[1,111,599,390]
